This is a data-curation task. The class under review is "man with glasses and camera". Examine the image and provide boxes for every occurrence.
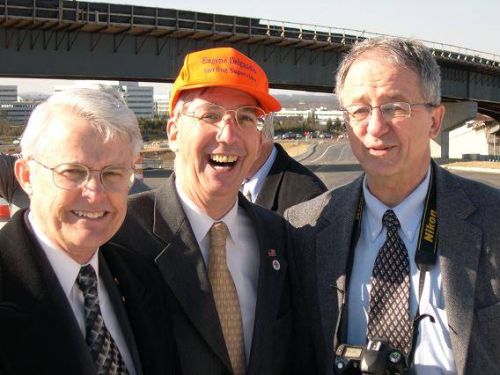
[113,47,296,375]
[286,37,500,374]
[0,88,177,374]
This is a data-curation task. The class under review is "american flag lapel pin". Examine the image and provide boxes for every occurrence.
[268,249,280,271]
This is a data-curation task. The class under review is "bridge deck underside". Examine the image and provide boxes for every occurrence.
[0,0,499,118]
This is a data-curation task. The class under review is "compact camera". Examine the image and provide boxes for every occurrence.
[334,339,407,375]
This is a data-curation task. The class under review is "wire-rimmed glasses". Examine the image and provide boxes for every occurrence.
[31,159,135,192]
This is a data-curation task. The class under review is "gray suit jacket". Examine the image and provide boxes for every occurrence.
[285,162,500,375]
[113,175,294,375]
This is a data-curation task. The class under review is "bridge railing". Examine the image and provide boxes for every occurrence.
[259,19,500,68]
[1,0,499,70]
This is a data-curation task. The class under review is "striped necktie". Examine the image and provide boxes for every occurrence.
[76,265,129,375]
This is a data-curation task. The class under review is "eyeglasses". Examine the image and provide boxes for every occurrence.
[31,159,134,192]
[181,104,266,131]
[340,102,435,126]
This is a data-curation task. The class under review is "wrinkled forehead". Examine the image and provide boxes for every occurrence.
[179,87,259,109]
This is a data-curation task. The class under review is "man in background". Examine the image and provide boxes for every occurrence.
[241,118,327,215]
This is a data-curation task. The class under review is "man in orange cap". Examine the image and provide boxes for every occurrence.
[113,47,296,375]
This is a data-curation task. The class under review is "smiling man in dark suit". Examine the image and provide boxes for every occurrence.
[113,47,295,375]
[241,119,327,215]
[286,37,500,374]
[0,88,176,375]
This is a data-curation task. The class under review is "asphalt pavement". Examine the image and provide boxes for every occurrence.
[144,140,500,191]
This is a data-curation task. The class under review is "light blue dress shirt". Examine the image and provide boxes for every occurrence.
[347,167,457,374]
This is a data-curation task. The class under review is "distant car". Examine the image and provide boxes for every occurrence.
[281,132,296,140]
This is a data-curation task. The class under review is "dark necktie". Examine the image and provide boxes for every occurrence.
[76,265,129,375]
[367,209,412,354]
[208,222,246,375]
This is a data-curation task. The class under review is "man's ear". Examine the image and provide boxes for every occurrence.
[429,104,445,139]
[167,118,179,152]
[14,159,34,196]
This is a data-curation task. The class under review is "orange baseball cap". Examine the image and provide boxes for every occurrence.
[169,47,281,114]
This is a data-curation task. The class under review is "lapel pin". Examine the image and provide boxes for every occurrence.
[272,259,281,271]
[267,249,277,257]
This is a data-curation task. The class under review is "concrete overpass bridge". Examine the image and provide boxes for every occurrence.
[1,0,500,157]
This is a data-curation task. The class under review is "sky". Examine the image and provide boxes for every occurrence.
[2,0,499,95]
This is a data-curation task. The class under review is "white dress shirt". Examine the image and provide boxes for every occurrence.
[242,145,277,202]
[28,212,136,375]
[347,168,457,374]
[176,181,260,363]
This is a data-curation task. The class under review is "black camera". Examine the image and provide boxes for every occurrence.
[334,339,407,375]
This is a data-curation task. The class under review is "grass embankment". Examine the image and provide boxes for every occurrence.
[278,140,310,158]
[443,161,500,169]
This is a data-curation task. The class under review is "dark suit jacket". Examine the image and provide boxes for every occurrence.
[285,162,500,375]
[113,175,294,375]
[254,143,327,215]
[0,210,178,375]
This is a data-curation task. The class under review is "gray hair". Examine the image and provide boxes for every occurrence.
[21,87,142,158]
[335,37,441,106]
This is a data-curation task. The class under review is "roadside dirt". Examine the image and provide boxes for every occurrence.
[443,161,500,169]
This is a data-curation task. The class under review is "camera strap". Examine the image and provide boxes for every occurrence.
[337,164,439,367]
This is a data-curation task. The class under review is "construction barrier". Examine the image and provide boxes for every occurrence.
[0,197,10,223]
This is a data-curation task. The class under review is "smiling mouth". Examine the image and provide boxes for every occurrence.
[208,153,239,168]
[71,210,107,219]
[368,145,394,152]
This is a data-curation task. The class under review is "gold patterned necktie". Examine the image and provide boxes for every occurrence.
[208,222,246,375]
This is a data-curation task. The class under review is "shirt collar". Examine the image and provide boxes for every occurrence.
[362,166,431,241]
[175,179,239,243]
[243,144,277,199]
[28,211,100,298]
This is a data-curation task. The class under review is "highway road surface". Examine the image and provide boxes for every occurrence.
[144,140,500,191]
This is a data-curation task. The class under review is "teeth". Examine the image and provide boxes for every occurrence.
[210,154,238,163]
[73,210,105,219]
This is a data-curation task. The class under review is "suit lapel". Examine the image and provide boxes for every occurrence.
[434,165,481,375]
[152,177,232,371]
[0,212,95,374]
[315,177,362,356]
[255,144,288,209]
[241,195,288,373]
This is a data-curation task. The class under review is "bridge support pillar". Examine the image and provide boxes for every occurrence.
[431,101,477,159]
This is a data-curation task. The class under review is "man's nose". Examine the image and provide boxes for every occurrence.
[216,112,239,142]
[81,172,105,196]
[366,107,390,137]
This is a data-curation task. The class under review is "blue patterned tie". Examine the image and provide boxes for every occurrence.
[367,209,412,354]
[76,265,129,375]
